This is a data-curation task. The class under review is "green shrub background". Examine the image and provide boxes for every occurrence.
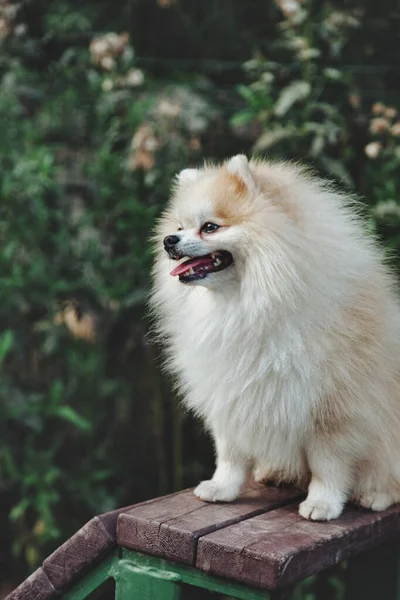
[1,0,400,596]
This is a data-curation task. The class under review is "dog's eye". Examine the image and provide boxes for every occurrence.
[200,222,220,234]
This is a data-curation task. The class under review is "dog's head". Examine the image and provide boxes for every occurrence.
[158,155,264,289]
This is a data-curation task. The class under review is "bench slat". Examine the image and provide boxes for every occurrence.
[42,505,134,591]
[117,484,302,565]
[6,567,59,600]
[196,502,400,590]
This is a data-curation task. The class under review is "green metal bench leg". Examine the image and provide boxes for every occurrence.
[345,542,400,600]
[119,550,276,599]
[113,558,183,600]
[65,549,289,599]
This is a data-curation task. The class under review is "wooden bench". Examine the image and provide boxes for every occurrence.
[6,483,400,599]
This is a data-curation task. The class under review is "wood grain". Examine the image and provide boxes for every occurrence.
[98,504,135,538]
[5,493,183,598]
[196,501,400,590]
[5,567,59,600]
[42,516,114,590]
[117,484,302,565]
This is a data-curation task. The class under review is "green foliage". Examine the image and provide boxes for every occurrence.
[0,0,222,584]
[232,0,400,258]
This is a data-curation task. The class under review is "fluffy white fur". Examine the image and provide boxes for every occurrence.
[150,155,400,521]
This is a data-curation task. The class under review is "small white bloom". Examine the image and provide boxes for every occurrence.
[364,141,382,159]
[372,102,385,115]
[291,37,307,50]
[260,72,275,84]
[324,68,341,80]
[391,122,400,137]
[14,23,26,36]
[369,117,390,134]
[90,39,108,57]
[157,99,180,118]
[299,48,320,60]
[385,107,397,119]
[277,0,301,16]
[100,55,115,71]
[125,68,145,87]
[103,32,123,52]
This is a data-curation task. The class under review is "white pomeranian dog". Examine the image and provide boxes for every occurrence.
[150,154,400,521]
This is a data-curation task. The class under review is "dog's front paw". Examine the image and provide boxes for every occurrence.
[299,498,343,521]
[194,480,239,503]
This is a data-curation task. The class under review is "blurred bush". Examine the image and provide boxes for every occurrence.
[0,0,399,594]
[0,0,228,586]
[232,0,400,261]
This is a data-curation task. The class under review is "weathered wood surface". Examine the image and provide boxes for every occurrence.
[196,501,400,590]
[6,567,59,600]
[117,484,302,565]
[40,504,135,591]
[42,516,114,590]
[7,485,400,598]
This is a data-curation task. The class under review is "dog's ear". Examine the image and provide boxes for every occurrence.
[176,168,200,185]
[226,155,256,194]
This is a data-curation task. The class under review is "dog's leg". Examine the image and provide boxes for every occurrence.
[299,437,353,521]
[194,436,248,502]
[354,457,400,511]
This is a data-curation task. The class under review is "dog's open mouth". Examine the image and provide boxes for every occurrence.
[170,251,233,283]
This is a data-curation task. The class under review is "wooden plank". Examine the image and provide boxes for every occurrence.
[6,493,189,597]
[117,484,302,565]
[5,567,59,600]
[97,505,135,538]
[196,502,400,591]
[42,516,115,590]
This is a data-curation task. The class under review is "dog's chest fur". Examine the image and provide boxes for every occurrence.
[170,288,322,476]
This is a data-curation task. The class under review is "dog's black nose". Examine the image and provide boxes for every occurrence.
[164,235,180,249]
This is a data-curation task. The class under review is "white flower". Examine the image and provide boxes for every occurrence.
[102,32,127,53]
[391,122,400,137]
[276,0,301,16]
[291,36,308,50]
[364,141,382,159]
[299,47,320,60]
[89,32,129,68]
[90,39,108,57]
[125,68,144,87]
[385,107,397,119]
[100,56,115,71]
[260,72,274,84]
[324,68,341,80]
[157,99,180,118]
[369,117,390,134]
[372,102,385,115]
[14,23,26,36]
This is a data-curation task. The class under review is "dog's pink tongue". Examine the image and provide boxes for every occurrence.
[170,256,210,276]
